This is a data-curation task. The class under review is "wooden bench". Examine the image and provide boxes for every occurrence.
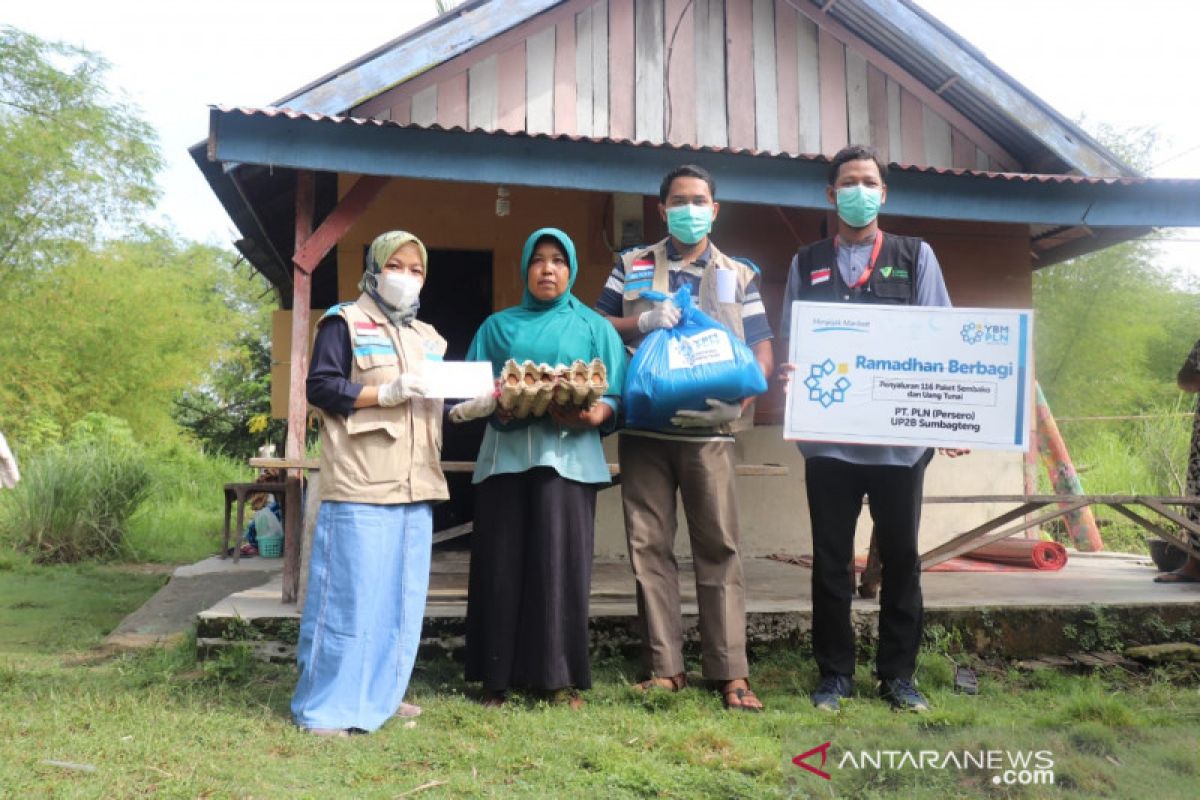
[920,494,1200,568]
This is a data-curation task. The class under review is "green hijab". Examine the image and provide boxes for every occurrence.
[359,230,428,326]
[467,228,626,399]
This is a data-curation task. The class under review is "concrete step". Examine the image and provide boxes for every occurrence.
[195,551,1200,662]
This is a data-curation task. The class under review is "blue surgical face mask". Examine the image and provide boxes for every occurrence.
[835,185,883,228]
[665,204,714,245]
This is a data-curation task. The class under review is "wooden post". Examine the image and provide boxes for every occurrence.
[1023,357,1039,537]
[283,472,303,603]
[1023,428,1041,538]
[284,170,315,604]
[288,170,315,463]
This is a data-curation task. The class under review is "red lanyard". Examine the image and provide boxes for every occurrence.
[834,232,885,289]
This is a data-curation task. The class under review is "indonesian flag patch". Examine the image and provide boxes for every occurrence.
[810,268,832,285]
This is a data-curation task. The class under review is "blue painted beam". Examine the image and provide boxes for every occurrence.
[280,0,564,114]
[207,109,1200,229]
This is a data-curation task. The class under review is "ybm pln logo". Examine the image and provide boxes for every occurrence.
[960,321,1010,345]
[667,329,734,370]
[805,358,851,408]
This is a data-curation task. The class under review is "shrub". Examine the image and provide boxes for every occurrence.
[1053,400,1191,553]
[123,439,250,563]
[0,439,151,563]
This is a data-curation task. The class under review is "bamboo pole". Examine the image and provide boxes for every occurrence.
[1034,382,1103,551]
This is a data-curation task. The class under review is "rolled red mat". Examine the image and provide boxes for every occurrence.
[965,538,1068,571]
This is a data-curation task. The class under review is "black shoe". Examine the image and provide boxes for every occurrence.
[878,678,930,712]
[811,674,853,711]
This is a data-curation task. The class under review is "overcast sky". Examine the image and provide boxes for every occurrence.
[6,0,1199,262]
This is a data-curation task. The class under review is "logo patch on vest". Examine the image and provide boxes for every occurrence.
[880,266,908,280]
[810,268,831,285]
[626,260,655,293]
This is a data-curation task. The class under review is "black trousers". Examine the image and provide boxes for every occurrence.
[805,454,930,680]
[465,468,596,692]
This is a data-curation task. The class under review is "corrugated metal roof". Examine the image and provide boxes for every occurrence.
[273,0,564,114]
[270,0,495,107]
[263,0,1132,180]
[817,0,1133,176]
[215,106,1166,188]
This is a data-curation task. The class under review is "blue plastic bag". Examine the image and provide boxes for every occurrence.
[623,285,767,430]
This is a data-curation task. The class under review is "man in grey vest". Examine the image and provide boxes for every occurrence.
[597,164,773,711]
[780,145,966,713]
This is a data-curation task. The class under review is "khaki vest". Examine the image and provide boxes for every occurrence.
[316,295,449,505]
[619,238,760,434]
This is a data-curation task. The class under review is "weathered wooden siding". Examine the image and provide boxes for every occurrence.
[352,0,1018,170]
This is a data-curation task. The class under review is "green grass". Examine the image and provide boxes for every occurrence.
[1,566,1198,798]
[0,555,166,654]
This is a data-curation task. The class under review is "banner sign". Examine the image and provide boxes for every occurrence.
[784,302,1033,451]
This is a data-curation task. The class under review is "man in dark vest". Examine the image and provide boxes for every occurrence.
[1155,338,1200,583]
[779,145,966,712]
[597,164,774,711]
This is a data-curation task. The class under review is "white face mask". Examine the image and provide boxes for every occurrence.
[377,272,422,310]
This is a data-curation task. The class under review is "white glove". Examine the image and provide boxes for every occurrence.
[0,432,19,489]
[670,399,742,428]
[377,373,428,407]
[637,299,681,333]
[448,394,497,423]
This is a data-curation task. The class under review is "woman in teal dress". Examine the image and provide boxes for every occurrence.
[448,228,626,708]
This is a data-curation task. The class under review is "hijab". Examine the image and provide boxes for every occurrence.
[359,230,428,326]
[466,228,626,397]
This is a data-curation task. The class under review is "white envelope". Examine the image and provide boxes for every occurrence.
[422,360,495,399]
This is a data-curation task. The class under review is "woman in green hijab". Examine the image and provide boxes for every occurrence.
[448,228,626,708]
[292,230,447,736]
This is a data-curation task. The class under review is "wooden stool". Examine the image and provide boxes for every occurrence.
[222,481,287,563]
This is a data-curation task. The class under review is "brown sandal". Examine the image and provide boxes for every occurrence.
[721,679,764,712]
[634,672,688,692]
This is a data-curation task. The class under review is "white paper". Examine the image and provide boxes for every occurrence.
[784,301,1033,451]
[0,431,18,488]
[422,360,495,399]
[714,267,737,303]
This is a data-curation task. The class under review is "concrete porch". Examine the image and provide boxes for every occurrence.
[195,550,1200,661]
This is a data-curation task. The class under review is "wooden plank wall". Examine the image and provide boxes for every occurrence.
[352,0,1020,171]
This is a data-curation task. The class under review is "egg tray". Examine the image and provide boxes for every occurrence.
[497,358,609,418]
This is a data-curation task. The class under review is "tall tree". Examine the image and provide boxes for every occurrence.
[1034,124,1200,418]
[0,26,160,285]
[0,232,249,444]
[0,27,280,452]
[172,329,290,460]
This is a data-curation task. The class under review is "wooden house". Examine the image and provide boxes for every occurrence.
[194,0,1200,558]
